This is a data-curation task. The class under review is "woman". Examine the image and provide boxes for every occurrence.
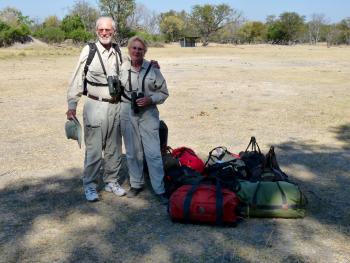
[120,36,169,204]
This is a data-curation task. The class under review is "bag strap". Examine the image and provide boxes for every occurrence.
[142,62,153,93]
[84,42,116,95]
[183,177,224,225]
[83,43,97,95]
[111,42,122,75]
[127,61,152,94]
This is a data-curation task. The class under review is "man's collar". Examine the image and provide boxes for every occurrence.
[96,41,116,55]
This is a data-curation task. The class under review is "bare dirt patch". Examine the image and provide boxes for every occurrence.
[0,44,349,263]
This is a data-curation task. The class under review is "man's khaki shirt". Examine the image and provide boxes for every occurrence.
[67,41,121,110]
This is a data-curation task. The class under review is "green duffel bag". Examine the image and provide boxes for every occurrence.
[237,180,307,218]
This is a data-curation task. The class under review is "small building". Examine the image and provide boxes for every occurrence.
[179,37,199,47]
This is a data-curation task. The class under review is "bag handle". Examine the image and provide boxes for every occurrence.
[204,146,230,167]
[244,136,262,154]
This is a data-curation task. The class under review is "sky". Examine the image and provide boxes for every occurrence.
[0,0,349,23]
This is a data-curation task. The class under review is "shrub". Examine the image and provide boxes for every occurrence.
[0,22,31,47]
[34,26,65,43]
[67,28,94,43]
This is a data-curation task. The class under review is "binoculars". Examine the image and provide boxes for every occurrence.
[107,76,122,98]
[131,92,144,114]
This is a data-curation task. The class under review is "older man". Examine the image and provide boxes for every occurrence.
[66,17,125,201]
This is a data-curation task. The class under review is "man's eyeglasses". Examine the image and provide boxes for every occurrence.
[98,28,113,33]
[132,46,144,51]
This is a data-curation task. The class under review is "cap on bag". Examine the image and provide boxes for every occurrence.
[65,116,82,148]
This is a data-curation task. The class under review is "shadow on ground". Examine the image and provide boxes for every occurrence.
[0,125,349,263]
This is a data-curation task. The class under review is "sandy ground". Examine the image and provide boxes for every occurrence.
[0,43,349,263]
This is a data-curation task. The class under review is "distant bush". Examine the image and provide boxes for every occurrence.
[0,22,31,47]
[34,26,65,43]
[67,28,94,43]
[60,15,84,34]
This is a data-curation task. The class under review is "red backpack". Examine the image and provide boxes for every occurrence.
[171,147,205,173]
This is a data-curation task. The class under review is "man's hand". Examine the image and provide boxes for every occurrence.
[66,109,76,120]
[136,96,152,107]
[150,60,160,69]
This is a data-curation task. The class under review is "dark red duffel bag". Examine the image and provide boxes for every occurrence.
[168,180,240,225]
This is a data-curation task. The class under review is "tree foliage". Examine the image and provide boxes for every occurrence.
[60,15,85,33]
[338,18,350,44]
[99,0,135,43]
[43,16,61,28]
[238,21,266,43]
[266,12,305,44]
[191,4,239,46]
[70,0,100,32]
[159,11,184,42]
[308,13,326,44]
[33,26,65,43]
[0,7,31,47]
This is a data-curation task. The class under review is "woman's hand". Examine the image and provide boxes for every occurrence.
[136,96,152,107]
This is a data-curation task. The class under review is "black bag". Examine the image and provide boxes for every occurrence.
[162,146,180,173]
[164,166,203,197]
[204,146,248,184]
[258,146,288,182]
[239,137,265,181]
[159,120,168,155]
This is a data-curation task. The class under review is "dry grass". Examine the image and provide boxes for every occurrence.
[0,43,349,263]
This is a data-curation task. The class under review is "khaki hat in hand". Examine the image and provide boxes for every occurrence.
[65,116,82,148]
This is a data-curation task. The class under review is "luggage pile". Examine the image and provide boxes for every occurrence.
[162,135,307,226]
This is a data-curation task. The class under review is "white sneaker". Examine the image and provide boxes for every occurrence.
[105,182,126,197]
[84,185,99,202]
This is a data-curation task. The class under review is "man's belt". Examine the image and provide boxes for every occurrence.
[87,94,119,104]
[86,79,108,86]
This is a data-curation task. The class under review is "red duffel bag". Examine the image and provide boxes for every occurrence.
[171,147,205,173]
[168,179,240,225]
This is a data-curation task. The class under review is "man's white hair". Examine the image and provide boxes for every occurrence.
[95,17,116,31]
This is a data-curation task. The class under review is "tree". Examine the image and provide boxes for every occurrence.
[238,21,266,43]
[159,11,184,42]
[70,0,100,32]
[266,12,305,44]
[338,18,350,44]
[43,16,60,28]
[0,7,33,27]
[99,0,135,44]
[0,7,32,46]
[190,4,241,46]
[279,12,305,44]
[60,15,93,43]
[129,3,159,34]
[308,13,326,44]
[323,24,342,47]
[61,15,85,33]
